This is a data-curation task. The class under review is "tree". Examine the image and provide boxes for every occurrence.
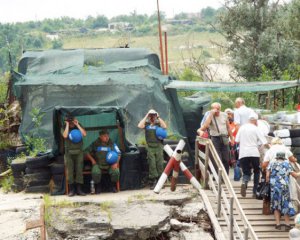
[218,0,300,80]
[201,7,217,23]
[91,15,108,29]
[52,39,63,49]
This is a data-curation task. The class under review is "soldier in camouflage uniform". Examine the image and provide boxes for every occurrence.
[62,115,87,197]
[86,129,121,193]
[138,109,167,189]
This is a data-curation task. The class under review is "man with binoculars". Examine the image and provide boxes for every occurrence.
[138,109,167,190]
[62,114,87,196]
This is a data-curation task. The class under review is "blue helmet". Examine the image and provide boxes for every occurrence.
[106,151,118,165]
[156,127,167,140]
[68,129,82,143]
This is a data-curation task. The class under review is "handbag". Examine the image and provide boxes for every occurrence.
[213,116,229,146]
[260,182,271,200]
[262,198,271,215]
[256,171,267,200]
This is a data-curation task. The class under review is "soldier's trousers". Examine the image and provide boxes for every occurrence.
[65,152,84,184]
[146,144,164,181]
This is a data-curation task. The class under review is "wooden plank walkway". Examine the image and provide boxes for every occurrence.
[204,173,294,240]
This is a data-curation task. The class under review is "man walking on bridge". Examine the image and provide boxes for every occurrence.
[235,112,269,197]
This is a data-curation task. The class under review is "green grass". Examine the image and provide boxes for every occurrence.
[62,32,225,71]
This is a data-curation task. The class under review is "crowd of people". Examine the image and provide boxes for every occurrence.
[61,97,300,232]
[197,97,300,232]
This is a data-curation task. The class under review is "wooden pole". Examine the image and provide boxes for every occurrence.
[282,89,285,108]
[157,0,165,74]
[194,139,201,181]
[229,197,234,240]
[204,141,209,189]
[217,168,222,217]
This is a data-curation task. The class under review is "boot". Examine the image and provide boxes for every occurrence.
[68,184,75,197]
[95,184,101,194]
[111,184,117,193]
[150,179,158,190]
[76,184,86,196]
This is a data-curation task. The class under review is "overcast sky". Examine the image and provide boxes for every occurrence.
[0,0,223,23]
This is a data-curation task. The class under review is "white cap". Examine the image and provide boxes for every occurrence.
[289,228,300,240]
[148,109,157,115]
[225,108,234,114]
[248,112,258,120]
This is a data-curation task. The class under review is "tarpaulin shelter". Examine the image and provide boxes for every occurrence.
[12,48,191,151]
[165,79,300,92]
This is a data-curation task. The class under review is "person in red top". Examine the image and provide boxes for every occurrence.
[225,108,238,167]
[225,108,238,138]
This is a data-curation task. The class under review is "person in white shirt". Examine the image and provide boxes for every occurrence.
[235,112,269,197]
[262,137,297,169]
[234,97,255,131]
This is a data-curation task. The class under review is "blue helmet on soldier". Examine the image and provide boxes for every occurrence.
[156,127,167,140]
[68,129,82,143]
[106,151,118,165]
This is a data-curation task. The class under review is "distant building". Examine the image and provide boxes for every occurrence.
[108,22,134,31]
[165,19,194,25]
[46,34,59,41]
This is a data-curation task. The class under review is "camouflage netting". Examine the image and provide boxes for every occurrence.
[12,48,190,150]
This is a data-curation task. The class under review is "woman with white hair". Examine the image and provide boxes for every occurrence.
[266,151,298,230]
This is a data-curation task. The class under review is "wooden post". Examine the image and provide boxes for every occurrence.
[266,91,271,110]
[244,226,249,240]
[204,141,209,189]
[217,168,222,218]
[194,139,201,181]
[26,203,46,240]
[229,197,234,240]
[282,89,285,108]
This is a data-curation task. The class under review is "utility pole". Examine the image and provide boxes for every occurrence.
[157,0,165,75]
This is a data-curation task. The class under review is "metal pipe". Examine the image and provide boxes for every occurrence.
[164,31,168,75]
[156,0,165,74]
[154,139,185,193]
[165,144,202,191]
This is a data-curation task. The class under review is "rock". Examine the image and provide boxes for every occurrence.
[47,205,113,240]
[167,230,181,240]
[179,225,214,240]
[110,202,171,239]
[170,218,195,231]
[178,201,205,220]
[0,193,42,240]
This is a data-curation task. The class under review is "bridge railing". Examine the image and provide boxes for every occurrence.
[195,136,259,240]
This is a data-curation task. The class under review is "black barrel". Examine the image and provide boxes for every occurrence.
[120,146,142,190]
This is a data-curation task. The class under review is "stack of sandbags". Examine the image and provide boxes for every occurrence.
[273,129,300,161]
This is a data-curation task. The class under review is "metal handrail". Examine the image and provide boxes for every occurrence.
[196,136,259,240]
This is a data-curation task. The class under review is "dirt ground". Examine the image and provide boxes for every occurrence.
[0,185,200,240]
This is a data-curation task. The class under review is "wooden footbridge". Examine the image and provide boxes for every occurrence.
[195,137,298,240]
